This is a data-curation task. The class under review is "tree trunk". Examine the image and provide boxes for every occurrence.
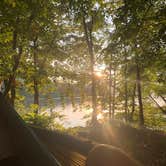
[3,17,22,102]
[109,64,112,120]
[82,16,97,125]
[3,46,22,96]
[136,64,144,126]
[130,83,136,121]
[10,79,16,107]
[33,78,39,106]
[124,53,128,121]
[10,27,18,107]
[33,38,39,113]
[112,67,116,119]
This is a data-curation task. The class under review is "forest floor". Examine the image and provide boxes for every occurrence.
[31,122,166,166]
[80,121,166,166]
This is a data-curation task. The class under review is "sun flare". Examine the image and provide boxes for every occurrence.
[95,71,103,78]
[97,113,104,120]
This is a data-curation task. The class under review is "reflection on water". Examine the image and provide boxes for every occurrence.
[52,103,90,128]
[40,97,92,128]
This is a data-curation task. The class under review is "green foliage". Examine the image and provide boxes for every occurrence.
[65,126,83,135]
[0,0,165,131]
[144,106,166,131]
[23,112,52,128]
[22,110,65,130]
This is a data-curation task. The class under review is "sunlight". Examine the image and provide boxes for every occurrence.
[97,113,104,120]
[95,71,103,78]
[83,107,93,114]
